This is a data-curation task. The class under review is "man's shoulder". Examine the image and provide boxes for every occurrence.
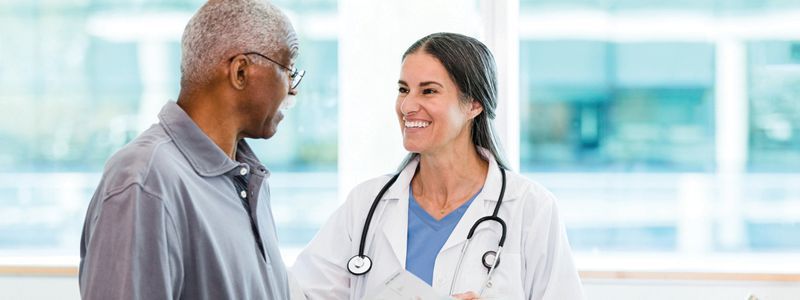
[100,125,181,195]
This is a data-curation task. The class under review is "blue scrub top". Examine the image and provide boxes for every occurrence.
[405,187,480,285]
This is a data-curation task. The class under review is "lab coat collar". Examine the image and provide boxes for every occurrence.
[375,157,416,268]
[475,147,507,203]
[377,147,515,264]
[440,149,513,253]
[382,147,509,202]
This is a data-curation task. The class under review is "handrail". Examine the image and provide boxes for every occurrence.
[0,266,77,277]
[580,270,800,282]
[2,265,799,282]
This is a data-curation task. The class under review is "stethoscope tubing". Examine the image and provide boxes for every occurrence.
[350,162,508,297]
[450,168,507,295]
[357,172,401,258]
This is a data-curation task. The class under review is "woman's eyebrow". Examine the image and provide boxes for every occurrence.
[419,81,444,88]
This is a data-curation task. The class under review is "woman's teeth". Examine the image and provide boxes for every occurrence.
[405,121,430,128]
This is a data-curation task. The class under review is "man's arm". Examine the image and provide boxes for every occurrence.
[79,184,183,300]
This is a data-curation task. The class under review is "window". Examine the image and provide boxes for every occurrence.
[3,0,799,274]
[748,41,800,171]
[741,41,800,250]
[248,0,340,248]
[0,0,338,256]
[519,1,800,261]
[520,41,715,172]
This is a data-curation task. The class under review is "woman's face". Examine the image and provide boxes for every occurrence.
[396,51,482,155]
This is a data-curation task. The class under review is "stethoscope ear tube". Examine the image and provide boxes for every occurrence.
[356,173,401,259]
[349,173,400,277]
[465,216,507,246]
[449,240,472,295]
[450,168,508,294]
[466,168,508,244]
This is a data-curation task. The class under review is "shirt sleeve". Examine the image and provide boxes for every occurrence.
[79,184,184,300]
[522,188,586,300]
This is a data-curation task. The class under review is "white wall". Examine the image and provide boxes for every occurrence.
[2,276,80,300]
[4,276,799,300]
[338,0,485,200]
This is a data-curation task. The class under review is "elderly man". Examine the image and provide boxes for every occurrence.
[78,0,304,299]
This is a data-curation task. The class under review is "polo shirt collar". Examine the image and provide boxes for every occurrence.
[158,101,267,177]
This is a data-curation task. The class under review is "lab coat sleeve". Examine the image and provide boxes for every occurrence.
[79,184,183,300]
[288,270,309,300]
[291,189,358,300]
[522,187,585,300]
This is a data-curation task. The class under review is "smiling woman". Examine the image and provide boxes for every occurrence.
[398,33,509,170]
[396,52,480,157]
[291,32,585,300]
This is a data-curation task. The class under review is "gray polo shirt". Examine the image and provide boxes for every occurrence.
[79,101,289,299]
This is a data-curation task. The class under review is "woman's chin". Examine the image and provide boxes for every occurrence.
[402,141,423,153]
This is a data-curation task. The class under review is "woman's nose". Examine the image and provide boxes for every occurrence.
[400,94,419,116]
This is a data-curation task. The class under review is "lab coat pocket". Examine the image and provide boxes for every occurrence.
[480,252,524,299]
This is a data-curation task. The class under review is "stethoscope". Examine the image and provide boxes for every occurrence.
[346,163,508,296]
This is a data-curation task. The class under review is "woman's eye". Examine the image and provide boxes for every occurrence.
[398,87,409,94]
[422,88,436,95]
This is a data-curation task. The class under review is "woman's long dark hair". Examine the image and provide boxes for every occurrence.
[399,32,509,170]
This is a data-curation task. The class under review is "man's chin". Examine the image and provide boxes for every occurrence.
[258,114,282,139]
[260,127,278,139]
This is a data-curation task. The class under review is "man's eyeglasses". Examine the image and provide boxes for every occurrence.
[234,52,305,90]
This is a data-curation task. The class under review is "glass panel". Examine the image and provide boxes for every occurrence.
[747,41,800,171]
[520,0,800,13]
[0,1,338,256]
[250,38,340,248]
[520,40,716,252]
[272,0,337,12]
[737,41,800,252]
[520,41,715,173]
[520,6,800,257]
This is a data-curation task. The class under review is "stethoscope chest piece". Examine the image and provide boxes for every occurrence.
[482,250,500,271]
[347,255,373,275]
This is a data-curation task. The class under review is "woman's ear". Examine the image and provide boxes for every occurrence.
[228,54,249,90]
[469,99,484,119]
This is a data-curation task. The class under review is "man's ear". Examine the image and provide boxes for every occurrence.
[228,54,249,90]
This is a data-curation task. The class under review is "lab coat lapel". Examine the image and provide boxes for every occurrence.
[438,195,494,254]
[378,158,418,268]
[439,150,509,254]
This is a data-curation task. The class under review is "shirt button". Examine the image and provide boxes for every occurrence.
[240,190,247,199]
[239,168,248,176]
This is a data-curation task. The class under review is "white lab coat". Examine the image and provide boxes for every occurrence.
[292,149,585,299]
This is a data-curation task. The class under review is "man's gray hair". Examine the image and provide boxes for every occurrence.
[181,0,296,85]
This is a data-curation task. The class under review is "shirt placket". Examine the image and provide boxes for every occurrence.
[232,165,266,260]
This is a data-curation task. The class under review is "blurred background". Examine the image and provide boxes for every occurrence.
[1,0,799,299]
